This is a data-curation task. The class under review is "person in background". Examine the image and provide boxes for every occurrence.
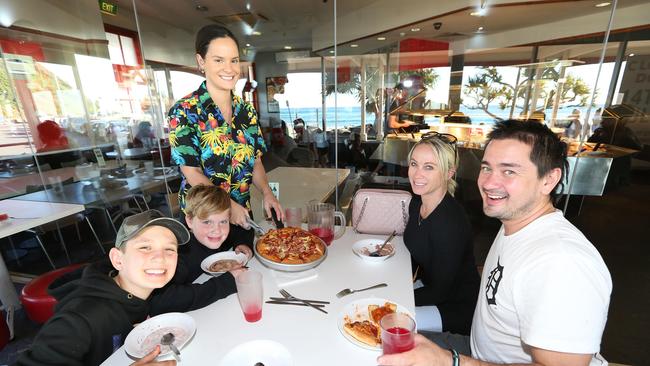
[148,185,249,315]
[15,210,190,366]
[36,120,69,152]
[591,107,603,133]
[348,132,368,171]
[168,24,283,245]
[132,121,156,148]
[313,127,329,167]
[387,83,417,133]
[403,134,479,336]
[567,108,582,139]
[378,120,612,366]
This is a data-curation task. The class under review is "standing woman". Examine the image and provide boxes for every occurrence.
[169,25,283,246]
[404,134,479,335]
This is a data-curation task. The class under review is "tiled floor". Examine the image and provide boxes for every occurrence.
[1,168,648,365]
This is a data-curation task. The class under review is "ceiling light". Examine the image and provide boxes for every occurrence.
[470,8,487,16]
[329,50,335,53]
[399,32,406,36]
[595,2,611,7]
[628,53,635,57]
[350,44,359,48]
[251,31,262,36]
[411,27,420,32]
[377,36,386,41]
[195,4,208,11]
[246,43,251,47]
[284,46,292,50]
[478,26,484,31]
[246,3,251,10]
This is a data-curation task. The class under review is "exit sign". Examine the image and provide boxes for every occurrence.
[99,0,118,16]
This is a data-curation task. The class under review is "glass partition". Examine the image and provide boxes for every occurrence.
[0,1,648,362]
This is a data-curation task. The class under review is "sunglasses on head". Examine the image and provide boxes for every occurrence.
[420,131,458,145]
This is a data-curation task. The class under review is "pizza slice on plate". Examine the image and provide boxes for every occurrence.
[343,316,381,347]
[368,302,397,326]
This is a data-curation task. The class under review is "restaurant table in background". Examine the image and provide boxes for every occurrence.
[250,167,350,221]
[13,169,179,207]
[0,160,130,200]
[0,199,85,338]
[101,223,414,365]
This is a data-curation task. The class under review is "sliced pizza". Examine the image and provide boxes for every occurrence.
[256,227,326,264]
[343,319,380,347]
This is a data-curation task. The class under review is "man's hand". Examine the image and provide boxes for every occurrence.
[229,200,250,227]
[131,345,177,366]
[377,334,451,366]
[234,244,253,260]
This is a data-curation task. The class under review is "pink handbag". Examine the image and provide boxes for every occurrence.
[352,188,412,235]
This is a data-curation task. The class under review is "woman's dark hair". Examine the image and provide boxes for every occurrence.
[195,25,239,58]
[487,119,569,204]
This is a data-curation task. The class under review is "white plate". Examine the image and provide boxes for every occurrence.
[200,251,248,276]
[352,239,395,263]
[124,312,196,359]
[219,340,293,366]
[337,297,415,351]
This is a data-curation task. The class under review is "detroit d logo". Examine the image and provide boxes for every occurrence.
[485,258,504,305]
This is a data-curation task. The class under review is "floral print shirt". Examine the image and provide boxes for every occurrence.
[169,81,266,212]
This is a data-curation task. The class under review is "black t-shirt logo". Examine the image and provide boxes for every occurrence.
[485,258,504,305]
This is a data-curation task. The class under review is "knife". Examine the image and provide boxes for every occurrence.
[271,207,284,229]
[265,300,326,308]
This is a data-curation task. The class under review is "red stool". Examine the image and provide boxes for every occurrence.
[19,264,85,324]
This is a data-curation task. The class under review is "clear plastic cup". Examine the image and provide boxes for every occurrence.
[235,270,263,322]
[284,207,303,228]
[380,313,415,354]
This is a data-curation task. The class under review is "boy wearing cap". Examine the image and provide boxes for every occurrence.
[148,185,249,314]
[15,210,190,366]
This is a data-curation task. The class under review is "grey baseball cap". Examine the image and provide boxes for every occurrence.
[115,209,190,249]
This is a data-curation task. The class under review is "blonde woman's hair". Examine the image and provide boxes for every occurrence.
[408,136,458,196]
[184,185,230,219]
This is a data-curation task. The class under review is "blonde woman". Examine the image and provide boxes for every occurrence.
[404,133,480,335]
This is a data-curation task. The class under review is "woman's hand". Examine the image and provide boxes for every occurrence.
[131,345,177,366]
[234,244,253,259]
[263,190,284,222]
[229,199,250,227]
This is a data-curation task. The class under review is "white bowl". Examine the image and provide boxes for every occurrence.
[200,251,248,276]
[125,312,196,359]
[352,238,395,263]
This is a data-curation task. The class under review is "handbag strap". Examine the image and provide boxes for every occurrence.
[353,195,409,233]
[353,196,369,232]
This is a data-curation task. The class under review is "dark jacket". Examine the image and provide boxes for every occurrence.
[148,233,240,315]
[404,194,480,335]
[15,262,148,366]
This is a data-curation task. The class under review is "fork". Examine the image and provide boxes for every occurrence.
[279,289,328,314]
[336,283,388,298]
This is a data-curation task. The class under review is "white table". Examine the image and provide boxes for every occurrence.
[102,226,414,365]
[250,167,350,220]
[0,199,85,338]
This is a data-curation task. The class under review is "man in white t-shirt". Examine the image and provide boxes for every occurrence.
[378,120,612,366]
